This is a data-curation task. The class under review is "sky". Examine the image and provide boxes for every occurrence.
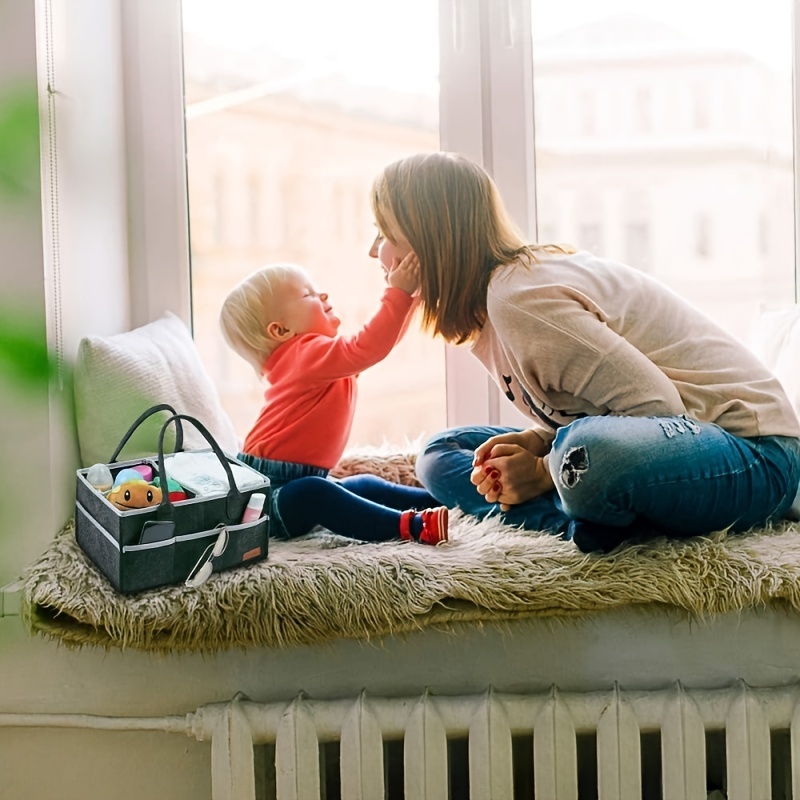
[181,0,792,91]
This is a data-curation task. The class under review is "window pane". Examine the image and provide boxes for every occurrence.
[182,0,445,447]
[531,0,794,342]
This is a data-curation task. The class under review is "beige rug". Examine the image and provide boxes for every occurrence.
[20,448,800,653]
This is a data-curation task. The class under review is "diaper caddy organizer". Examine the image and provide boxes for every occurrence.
[75,404,270,594]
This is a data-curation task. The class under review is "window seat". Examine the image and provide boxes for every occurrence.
[21,445,800,655]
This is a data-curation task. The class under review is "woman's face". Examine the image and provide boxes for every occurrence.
[368,219,413,276]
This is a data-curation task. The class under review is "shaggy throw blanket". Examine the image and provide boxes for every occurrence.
[20,448,800,653]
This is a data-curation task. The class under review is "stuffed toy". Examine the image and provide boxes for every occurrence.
[152,475,188,502]
[107,480,163,511]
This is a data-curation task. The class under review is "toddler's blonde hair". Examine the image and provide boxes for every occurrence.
[219,263,307,377]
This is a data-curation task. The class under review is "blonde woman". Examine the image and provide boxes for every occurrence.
[370,151,800,553]
[220,258,447,545]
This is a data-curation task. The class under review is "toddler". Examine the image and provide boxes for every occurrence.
[219,256,448,544]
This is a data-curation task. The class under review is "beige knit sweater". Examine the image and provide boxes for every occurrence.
[471,250,800,445]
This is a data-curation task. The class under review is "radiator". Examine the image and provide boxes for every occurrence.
[197,681,794,800]
[3,680,798,799]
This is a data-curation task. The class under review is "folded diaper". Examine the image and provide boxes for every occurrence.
[164,451,265,497]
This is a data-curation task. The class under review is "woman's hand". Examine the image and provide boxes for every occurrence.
[470,430,554,510]
[387,251,420,295]
[473,429,549,465]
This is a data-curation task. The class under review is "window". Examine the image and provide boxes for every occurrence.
[182,0,446,447]
[58,0,798,440]
[531,0,794,341]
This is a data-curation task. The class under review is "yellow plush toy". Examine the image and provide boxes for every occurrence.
[107,481,163,511]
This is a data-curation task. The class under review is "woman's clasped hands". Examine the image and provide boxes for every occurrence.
[470,429,555,511]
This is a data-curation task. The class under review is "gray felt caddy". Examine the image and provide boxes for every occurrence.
[75,406,270,594]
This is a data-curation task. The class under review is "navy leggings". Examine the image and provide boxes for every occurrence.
[277,474,438,541]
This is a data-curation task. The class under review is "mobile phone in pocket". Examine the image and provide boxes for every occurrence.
[139,520,176,545]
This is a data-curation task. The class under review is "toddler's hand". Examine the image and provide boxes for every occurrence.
[387,252,420,295]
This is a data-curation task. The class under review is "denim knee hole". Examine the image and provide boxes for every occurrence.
[559,446,589,489]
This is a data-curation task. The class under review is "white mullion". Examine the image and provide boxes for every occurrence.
[439,0,534,428]
[486,0,537,242]
[119,0,191,330]
[439,0,495,427]
[794,0,800,302]
[486,0,536,429]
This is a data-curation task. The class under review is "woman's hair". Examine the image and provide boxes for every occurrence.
[371,151,572,344]
[219,263,305,376]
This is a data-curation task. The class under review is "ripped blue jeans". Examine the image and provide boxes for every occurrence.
[415,417,800,549]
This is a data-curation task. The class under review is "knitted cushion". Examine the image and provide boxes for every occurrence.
[73,312,239,467]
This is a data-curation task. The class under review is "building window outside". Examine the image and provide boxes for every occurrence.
[695,214,711,258]
[758,212,769,257]
[577,222,603,255]
[212,173,226,246]
[625,221,650,270]
[247,174,261,247]
[636,86,652,134]
[693,84,709,131]
[580,90,596,136]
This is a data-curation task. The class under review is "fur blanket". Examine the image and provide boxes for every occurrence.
[20,448,800,653]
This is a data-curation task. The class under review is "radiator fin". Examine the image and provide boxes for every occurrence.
[404,689,448,800]
[275,694,320,800]
[469,687,514,800]
[661,682,706,800]
[211,700,256,800]
[597,683,641,799]
[726,682,771,800]
[340,691,385,800]
[533,686,578,800]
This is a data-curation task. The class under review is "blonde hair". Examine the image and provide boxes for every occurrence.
[371,151,573,344]
[219,263,307,376]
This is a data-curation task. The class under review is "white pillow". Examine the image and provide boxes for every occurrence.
[748,305,800,420]
[73,312,240,467]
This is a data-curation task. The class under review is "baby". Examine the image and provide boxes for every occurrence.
[219,256,448,544]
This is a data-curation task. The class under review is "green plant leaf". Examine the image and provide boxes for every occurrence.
[0,310,58,389]
[0,83,40,201]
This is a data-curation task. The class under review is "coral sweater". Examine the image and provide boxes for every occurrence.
[472,250,800,445]
[242,287,415,469]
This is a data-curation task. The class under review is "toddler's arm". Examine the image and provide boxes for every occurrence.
[387,252,420,295]
[298,262,418,380]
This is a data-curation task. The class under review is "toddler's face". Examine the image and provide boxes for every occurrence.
[276,271,340,338]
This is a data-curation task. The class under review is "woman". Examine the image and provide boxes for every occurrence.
[369,151,800,553]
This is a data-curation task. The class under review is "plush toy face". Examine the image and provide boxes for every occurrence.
[107,481,163,511]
